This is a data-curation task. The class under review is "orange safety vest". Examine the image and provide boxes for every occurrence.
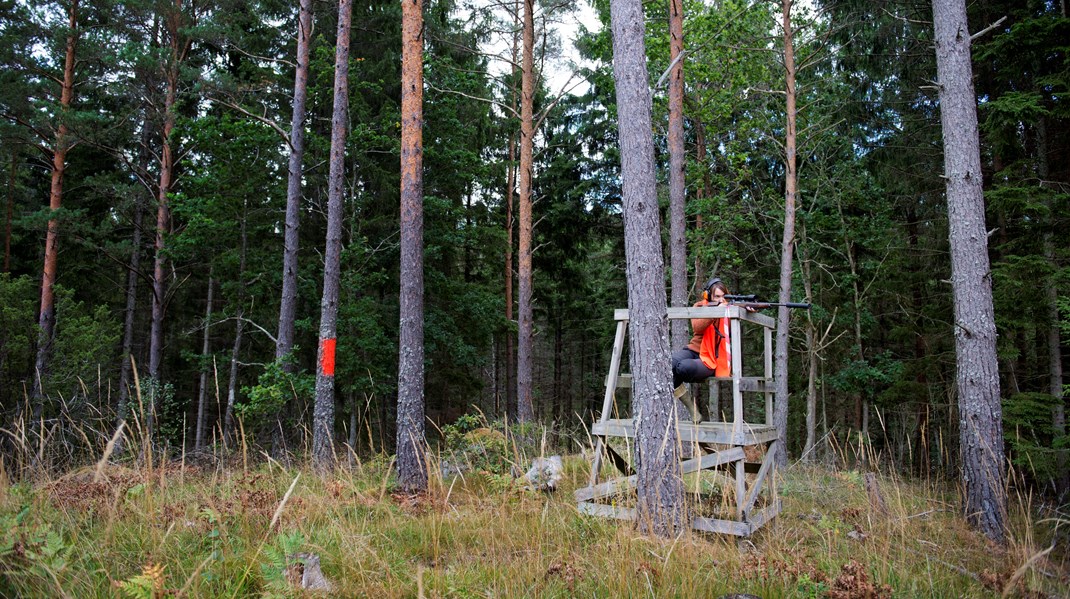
[698,316,731,377]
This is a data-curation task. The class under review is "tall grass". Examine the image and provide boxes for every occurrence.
[0,389,1067,597]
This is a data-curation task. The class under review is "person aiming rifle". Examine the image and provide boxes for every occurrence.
[671,277,810,392]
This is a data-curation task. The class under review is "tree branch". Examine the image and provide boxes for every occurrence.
[211,98,295,152]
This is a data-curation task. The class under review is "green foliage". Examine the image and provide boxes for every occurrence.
[1003,392,1066,487]
[42,286,120,408]
[239,360,315,429]
[0,274,36,404]
[829,351,904,402]
[260,530,306,597]
[0,505,71,595]
[441,414,513,476]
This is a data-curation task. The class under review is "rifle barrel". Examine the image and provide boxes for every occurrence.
[734,301,812,310]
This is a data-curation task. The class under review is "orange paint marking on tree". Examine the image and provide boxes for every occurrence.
[320,338,337,376]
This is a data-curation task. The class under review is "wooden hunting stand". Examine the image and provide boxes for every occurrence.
[575,305,782,537]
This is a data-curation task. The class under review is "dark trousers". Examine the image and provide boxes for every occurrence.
[671,348,714,388]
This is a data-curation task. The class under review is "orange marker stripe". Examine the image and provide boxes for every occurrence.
[320,338,337,376]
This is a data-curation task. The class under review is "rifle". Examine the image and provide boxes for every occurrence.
[724,294,811,310]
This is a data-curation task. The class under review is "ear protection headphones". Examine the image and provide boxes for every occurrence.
[702,277,723,302]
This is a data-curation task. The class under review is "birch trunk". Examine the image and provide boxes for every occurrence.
[312,0,353,471]
[932,0,1006,543]
[609,0,684,537]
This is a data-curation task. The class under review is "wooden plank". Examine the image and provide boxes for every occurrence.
[746,500,781,531]
[730,316,744,435]
[575,447,744,503]
[743,440,777,516]
[599,320,628,423]
[578,501,635,521]
[604,442,633,476]
[764,326,773,426]
[592,419,778,446]
[735,457,746,521]
[615,306,735,321]
[590,320,628,487]
[691,516,750,537]
[738,309,776,328]
[575,475,635,502]
[738,377,771,393]
[615,373,632,389]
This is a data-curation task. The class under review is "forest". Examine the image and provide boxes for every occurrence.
[0,0,1068,594]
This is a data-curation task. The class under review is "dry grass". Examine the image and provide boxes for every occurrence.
[1,440,1067,598]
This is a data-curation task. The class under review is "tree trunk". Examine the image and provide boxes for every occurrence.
[396,0,427,493]
[667,0,688,350]
[610,0,684,537]
[932,0,1006,544]
[516,0,536,423]
[148,1,186,438]
[1038,119,1066,497]
[223,312,244,440]
[195,276,213,450]
[505,132,516,421]
[800,221,816,460]
[30,0,78,417]
[276,0,313,371]
[117,111,155,439]
[4,148,16,273]
[693,120,709,284]
[312,0,353,471]
[224,204,249,440]
[773,0,798,468]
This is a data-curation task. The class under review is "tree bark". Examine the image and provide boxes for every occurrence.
[932,0,1006,544]
[195,277,213,449]
[1038,120,1066,497]
[505,132,516,421]
[773,0,798,468]
[30,0,78,417]
[117,111,155,439]
[396,0,427,493]
[312,0,353,471]
[667,0,688,351]
[276,0,313,371]
[224,203,249,441]
[516,0,536,423]
[610,0,684,537]
[4,148,16,273]
[800,220,816,459]
[693,120,709,284]
[148,0,188,437]
[223,312,244,440]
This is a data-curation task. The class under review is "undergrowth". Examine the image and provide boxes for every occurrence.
[0,447,1067,598]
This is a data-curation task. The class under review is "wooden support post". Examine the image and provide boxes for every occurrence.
[743,440,777,517]
[735,457,747,521]
[730,311,744,439]
[589,320,628,487]
[764,326,773,426]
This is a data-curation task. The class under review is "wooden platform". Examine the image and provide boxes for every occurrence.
[591,418,778,446]
[575,306,782,537]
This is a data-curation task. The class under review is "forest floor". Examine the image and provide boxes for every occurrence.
[1,450,1067,598]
